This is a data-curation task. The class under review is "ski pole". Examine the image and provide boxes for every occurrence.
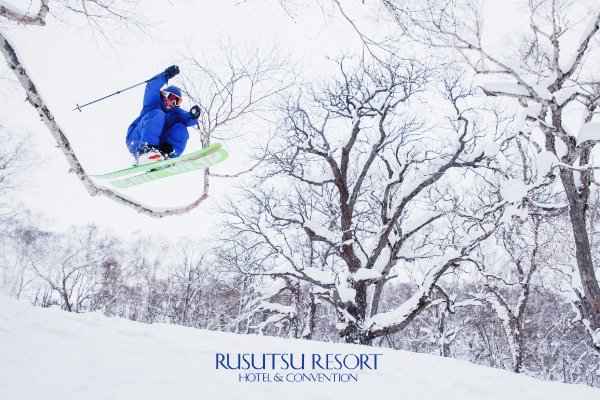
[72,73,166,112]
[189,105,205,147]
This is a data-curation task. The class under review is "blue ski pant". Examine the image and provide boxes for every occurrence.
[126,109,189,157]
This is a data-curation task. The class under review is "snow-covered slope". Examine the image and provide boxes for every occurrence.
[0,295,597,400]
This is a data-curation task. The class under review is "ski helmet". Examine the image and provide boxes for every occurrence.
[161,85,182,109]
[164,85,182,98]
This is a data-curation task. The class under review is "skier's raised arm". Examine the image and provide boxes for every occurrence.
[142,65,179,109]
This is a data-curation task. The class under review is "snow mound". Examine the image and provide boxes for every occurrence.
[537,151,559,177]
[0,295,598,400]
[481,82,530,96]
[351,268,382,282]
[500,179,530,203]
[577,123,600,146]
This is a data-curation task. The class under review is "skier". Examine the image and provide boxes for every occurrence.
[126,65,201,165]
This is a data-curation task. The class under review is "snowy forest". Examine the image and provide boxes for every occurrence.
[1,0,600,390]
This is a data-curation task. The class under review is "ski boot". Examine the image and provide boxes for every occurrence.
[137,145,164,166]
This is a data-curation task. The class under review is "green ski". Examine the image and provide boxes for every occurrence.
[92,142,223,180]
[106,148,229,189]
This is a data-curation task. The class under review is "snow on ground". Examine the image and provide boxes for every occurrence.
[0,295,598,400]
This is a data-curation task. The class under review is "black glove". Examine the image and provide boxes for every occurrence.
[190,105,201,120]
[164,65,180,81]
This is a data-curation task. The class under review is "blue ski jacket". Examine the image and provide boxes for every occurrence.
[127,74,196,140]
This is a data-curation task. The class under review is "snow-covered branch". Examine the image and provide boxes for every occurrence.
[365,221,495,340]
[0,0,49,25]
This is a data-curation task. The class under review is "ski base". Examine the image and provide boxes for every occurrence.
[92,142,223,180]
[107,148,229,189]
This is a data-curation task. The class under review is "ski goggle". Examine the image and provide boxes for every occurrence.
[163,91,182,107]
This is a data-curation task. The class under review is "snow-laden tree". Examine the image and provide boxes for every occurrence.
[0,214,46,300]
[28,224,119,312]
[374,0,600,353]
[0,122,44,299]
[468,215,548,373]
[162,238,238,330]
[218,56,512,344]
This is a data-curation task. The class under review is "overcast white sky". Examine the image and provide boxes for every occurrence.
[0,0,532,239]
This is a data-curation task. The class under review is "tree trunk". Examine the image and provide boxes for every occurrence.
[303,291,317,340]
[561,168,600,351]
[370,279,386,317]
